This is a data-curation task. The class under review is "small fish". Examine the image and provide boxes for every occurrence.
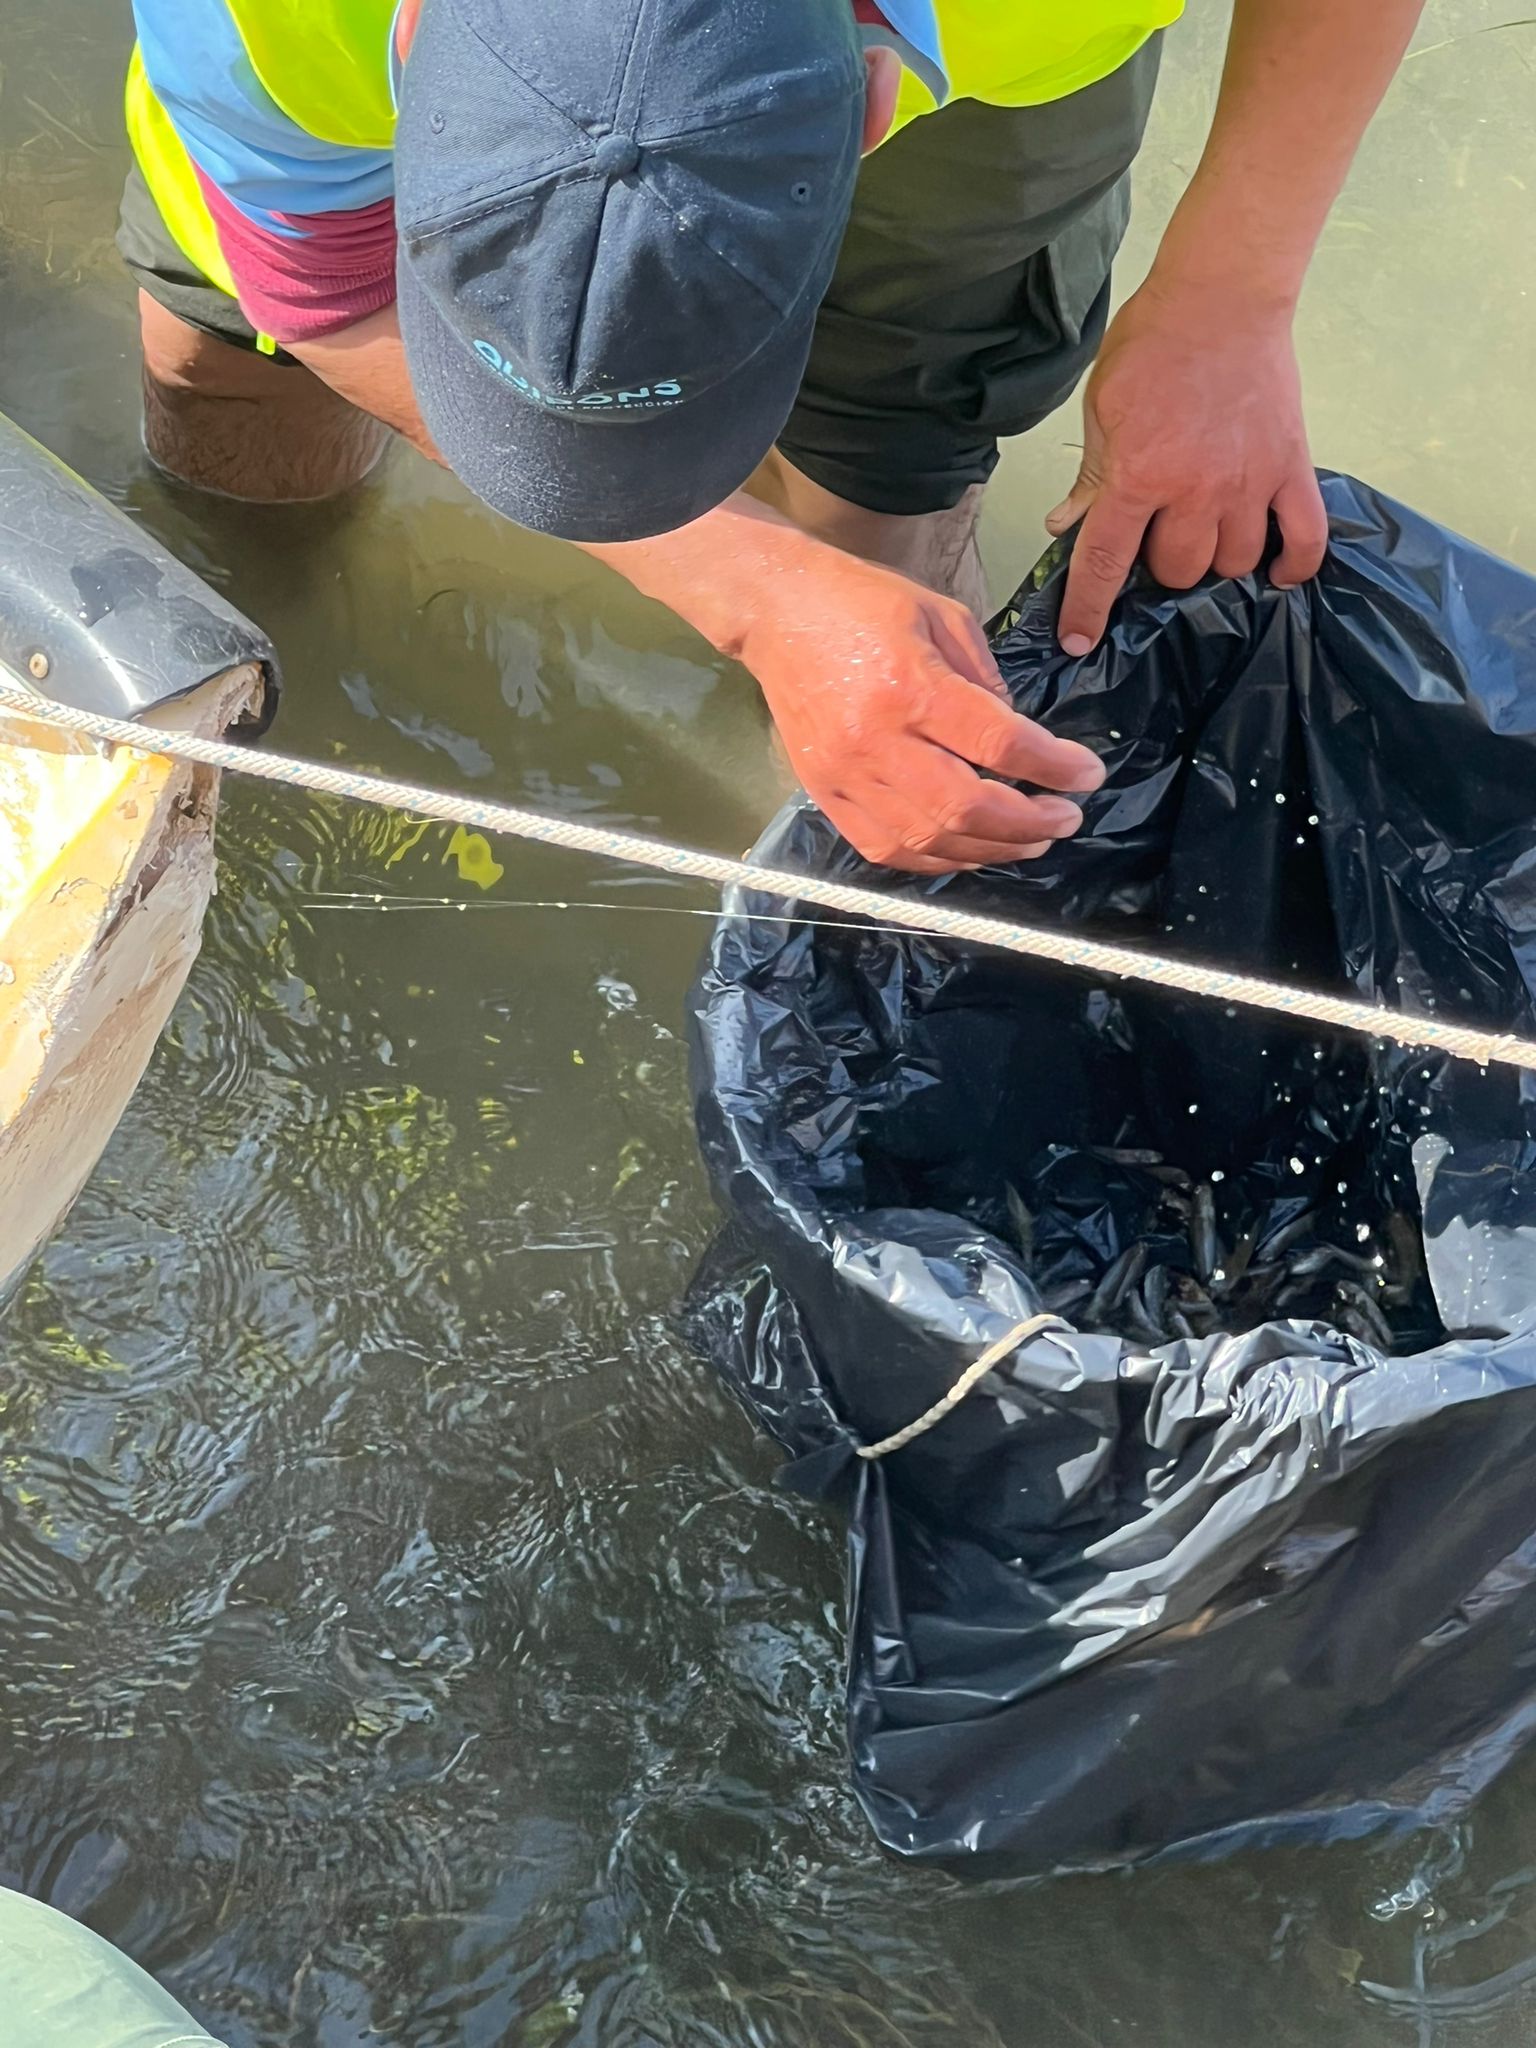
[1120,1285,1166,1346]
[1287,1244,1380,1281]
[1044,1277,1093,1316]
[1193,1183,1220,1284]
[1336,1280,1394,1350]
[1255,1210,1318,1263]
[1275,1279,1327,1314]
[1171,1271,1218,1334]
[1219,1228,1257,1294]
[1086,1242,1150,1325]
[1238,1262,1285,1314]
[1148,1163,1194,1189]
[1330,1244,1387,1278]
[1004,1182,1035,1264]
[1142,1261,1172,1333]
[1091,1147,1168,1167]
[1385,1208,1428,1286]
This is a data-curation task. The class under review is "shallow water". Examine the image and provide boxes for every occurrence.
[1,4,1535,2043]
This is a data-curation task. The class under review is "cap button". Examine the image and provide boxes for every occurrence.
[593,133,641,179]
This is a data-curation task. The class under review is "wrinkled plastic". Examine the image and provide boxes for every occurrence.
[687,475,1536,1876]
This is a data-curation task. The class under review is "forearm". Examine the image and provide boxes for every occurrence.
[583,495,830,661]
[1152,0,1424,309]
[288,306,440,462]
[284,300,1097,872]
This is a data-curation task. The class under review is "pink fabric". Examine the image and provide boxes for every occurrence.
[196,167,398,342]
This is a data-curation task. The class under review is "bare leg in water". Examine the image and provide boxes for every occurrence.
[136,291,389,503]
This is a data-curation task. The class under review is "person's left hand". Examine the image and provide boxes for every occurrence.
[1047,277,1330,655]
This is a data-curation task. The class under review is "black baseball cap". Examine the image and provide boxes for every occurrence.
[395,0,868,543]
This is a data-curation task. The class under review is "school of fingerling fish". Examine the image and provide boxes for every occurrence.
[997,1138,1439,1355]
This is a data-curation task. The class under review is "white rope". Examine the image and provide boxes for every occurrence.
[2,674,1533,1074]
[853,1313,1069,1460]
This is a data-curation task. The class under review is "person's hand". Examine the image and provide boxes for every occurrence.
[739,550,1104,873]
[1047,278,1330,654]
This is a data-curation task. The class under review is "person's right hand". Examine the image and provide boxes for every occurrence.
[739,551,1105,873]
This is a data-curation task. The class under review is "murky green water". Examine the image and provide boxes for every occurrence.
[2,5,1535,2043]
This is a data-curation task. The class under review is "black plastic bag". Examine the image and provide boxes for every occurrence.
[686,475,1536,1876]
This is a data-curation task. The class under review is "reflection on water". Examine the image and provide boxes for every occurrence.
[2,2,1535,2042]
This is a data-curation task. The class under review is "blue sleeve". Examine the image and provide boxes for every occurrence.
[130,0,394,234]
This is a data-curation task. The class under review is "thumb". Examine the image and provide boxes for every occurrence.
[1046,404,1106,537]
[1045,475,1097,538]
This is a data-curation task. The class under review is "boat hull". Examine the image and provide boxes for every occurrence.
[0,664,262,1306]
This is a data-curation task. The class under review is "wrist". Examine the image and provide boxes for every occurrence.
[705,523,834,667]
[585,494,834,665]
[1147,179,1311,322]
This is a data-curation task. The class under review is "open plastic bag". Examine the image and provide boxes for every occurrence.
[686,475,1536,1875]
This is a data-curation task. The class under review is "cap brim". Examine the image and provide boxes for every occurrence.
[398,260,815,544]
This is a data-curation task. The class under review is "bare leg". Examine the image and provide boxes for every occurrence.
[137,291,390,503]
[745,447,991,620]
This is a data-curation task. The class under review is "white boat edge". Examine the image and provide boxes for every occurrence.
[0,659,264,1310]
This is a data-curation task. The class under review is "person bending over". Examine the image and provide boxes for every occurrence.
[121,0,1422,870]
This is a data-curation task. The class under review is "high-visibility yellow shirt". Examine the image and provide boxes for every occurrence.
[126,0,1182,321]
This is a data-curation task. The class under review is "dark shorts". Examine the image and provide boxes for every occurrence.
[118,37,1160,516]
[116,163,304,365]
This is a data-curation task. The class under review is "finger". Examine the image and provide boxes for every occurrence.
[1045,475,1096,538]
[911,668,1105,793]
[1144,508,1221,591]
[928,603,1009,701]
[1046,404,1107,536]
[1056,492,1152,657]
[1270,470,1329,587]
[826,795,1048,873]
[883,840,1054,874]
[1212,508,1271,582]
[864,742,1089,863]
